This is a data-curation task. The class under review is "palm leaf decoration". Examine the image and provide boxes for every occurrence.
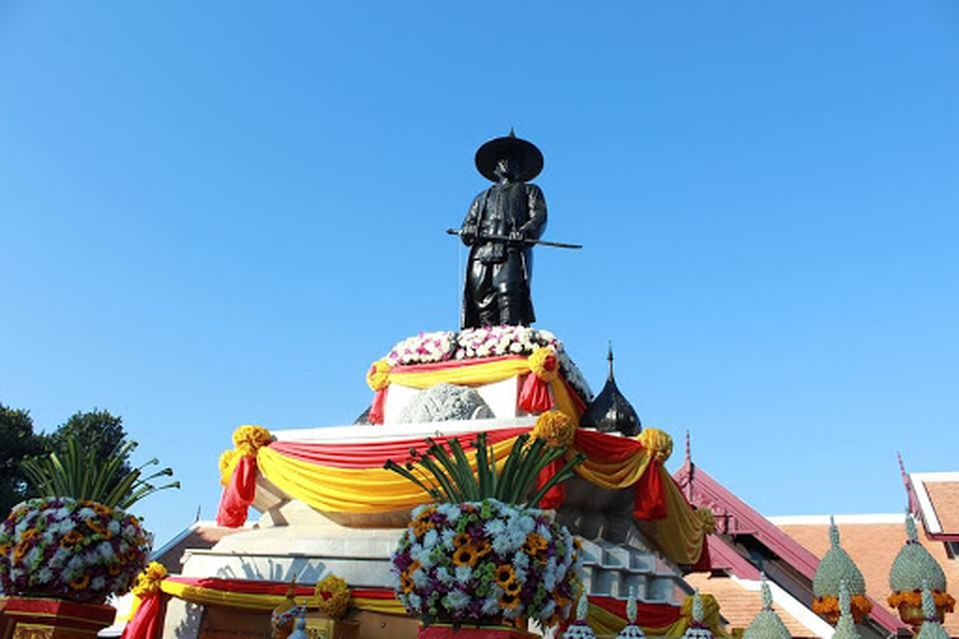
[20,435,179,509]
[384,430,584,508]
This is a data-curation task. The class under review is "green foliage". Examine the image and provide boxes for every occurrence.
[20,435,179,510]
[384,431,584,508]
[0,403,46,516]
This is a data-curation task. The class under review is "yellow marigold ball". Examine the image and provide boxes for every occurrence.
[232,425,273,457]
[533,410,575,447]
[638,428,673,463]
[218,449,238,486]
[315,574,351,619]
[366,359,392,391]
[528,346,560,382]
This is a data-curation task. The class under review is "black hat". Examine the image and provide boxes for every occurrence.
[474,129,544,182]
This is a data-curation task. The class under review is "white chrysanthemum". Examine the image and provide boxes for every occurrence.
[36,567,54,583]
[482,595,501,615]
[455,565,472,585]
[513,552,530,570]
[414,546,434,568]
[539,600,557,621]
[91,576,106,590]
[412,568,429,588]
[406,593,422,609]
[437,503,461,522]
[436,567,454,584]
[446,589,470,610]
[422,529,439,549]
[441,529,457,550]
[485,519,506,537]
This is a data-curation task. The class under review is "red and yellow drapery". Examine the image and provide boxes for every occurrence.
[364,350,586,425]
[216,421,710,565]
[122,574,724,639]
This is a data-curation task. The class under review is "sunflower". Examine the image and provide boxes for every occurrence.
[452,544,478,567]
[108,563,121,576]
[495,564,515,587]
[412,518,433,538]
[400,572,415,594]
[453,533,470,548]
[523,532,548,556]
[69,574,91,590]
[61,530,85,548]
[92,503,112,516]
[12,542,30,562]
[499,592,521,610]
[474,540,492,557]
[504,579,522,596]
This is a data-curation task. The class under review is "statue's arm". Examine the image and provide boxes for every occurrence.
[460,193,483,246]
[519,184,547,239]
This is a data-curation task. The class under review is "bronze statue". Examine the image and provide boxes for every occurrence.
[456,131,547,329]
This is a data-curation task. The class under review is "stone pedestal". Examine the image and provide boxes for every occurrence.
[0,597,115,639]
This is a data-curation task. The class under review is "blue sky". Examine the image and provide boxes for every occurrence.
[1,2,957,546]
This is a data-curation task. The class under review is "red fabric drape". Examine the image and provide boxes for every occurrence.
[269,427,530,468]
[121,594,167,639]
[369,388,388,424]
[535,458,565,509]
[216,456,258,527]
[518,374,554,413]
[572,429,644,463]
[589,595,682,628]
[633,462,667,520]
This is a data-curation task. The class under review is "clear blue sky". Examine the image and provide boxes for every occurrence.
[2,2,957,546]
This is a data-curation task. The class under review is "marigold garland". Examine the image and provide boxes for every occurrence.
[888,590,956,612]
[315,573,351,619]
[638,428,673,463]
[812,593,872,624]
[366,359,392,391]
[132,562,168,597]
[532,410,575,448]
[528,346,560,382]
[232,425,273,457]
[218,450,238,486]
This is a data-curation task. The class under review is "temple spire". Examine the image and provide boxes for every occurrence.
[607,340,615,382]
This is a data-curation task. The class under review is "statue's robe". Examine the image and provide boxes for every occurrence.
[459,181,547,328]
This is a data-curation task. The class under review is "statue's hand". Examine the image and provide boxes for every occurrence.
[461,225,478,245]
[508,230,525,244]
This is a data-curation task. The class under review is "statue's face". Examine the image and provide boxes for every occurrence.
[494,156,520,181]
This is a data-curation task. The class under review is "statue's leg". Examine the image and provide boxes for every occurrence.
[470,261,498,327]
[494,255,526,326]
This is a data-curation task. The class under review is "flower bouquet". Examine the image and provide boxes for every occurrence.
[0,435,176,637]
[0,496,151,603]
[385,412,586,637]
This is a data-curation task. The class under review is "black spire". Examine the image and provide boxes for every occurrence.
[579,343,642,436]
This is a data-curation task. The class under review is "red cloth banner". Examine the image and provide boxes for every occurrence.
[633,462,667,520]
[572,429,644,463]
[216,455,257,527]
[369,388,388,425]
[518,373,554,413]
[121,594,167,639]
[589,595,682,628]
[270,427,530,468]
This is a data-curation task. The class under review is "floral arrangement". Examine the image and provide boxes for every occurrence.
[0,496,152,603]
[391,499,582,627]
[131,561,168,597]
[380,327,592,402]
[387,331,458,367]
[316,573,352,619]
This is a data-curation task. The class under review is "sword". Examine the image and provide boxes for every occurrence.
[445,228,582,250]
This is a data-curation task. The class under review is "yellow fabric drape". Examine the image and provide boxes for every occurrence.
[158,581,407,616]
[388,358,580,425]
[256,437,516,513]
[651,467,710,565]
[571,449,653,489]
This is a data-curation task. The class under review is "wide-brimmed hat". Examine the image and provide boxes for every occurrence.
[474,130,544,182]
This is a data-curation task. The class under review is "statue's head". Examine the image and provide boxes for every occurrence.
[475,130,543,183]
[493,155,522,182]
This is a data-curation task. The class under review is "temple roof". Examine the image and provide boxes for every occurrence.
[580,345,641,436]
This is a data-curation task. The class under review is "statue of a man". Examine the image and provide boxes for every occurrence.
[459,132,547,329]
